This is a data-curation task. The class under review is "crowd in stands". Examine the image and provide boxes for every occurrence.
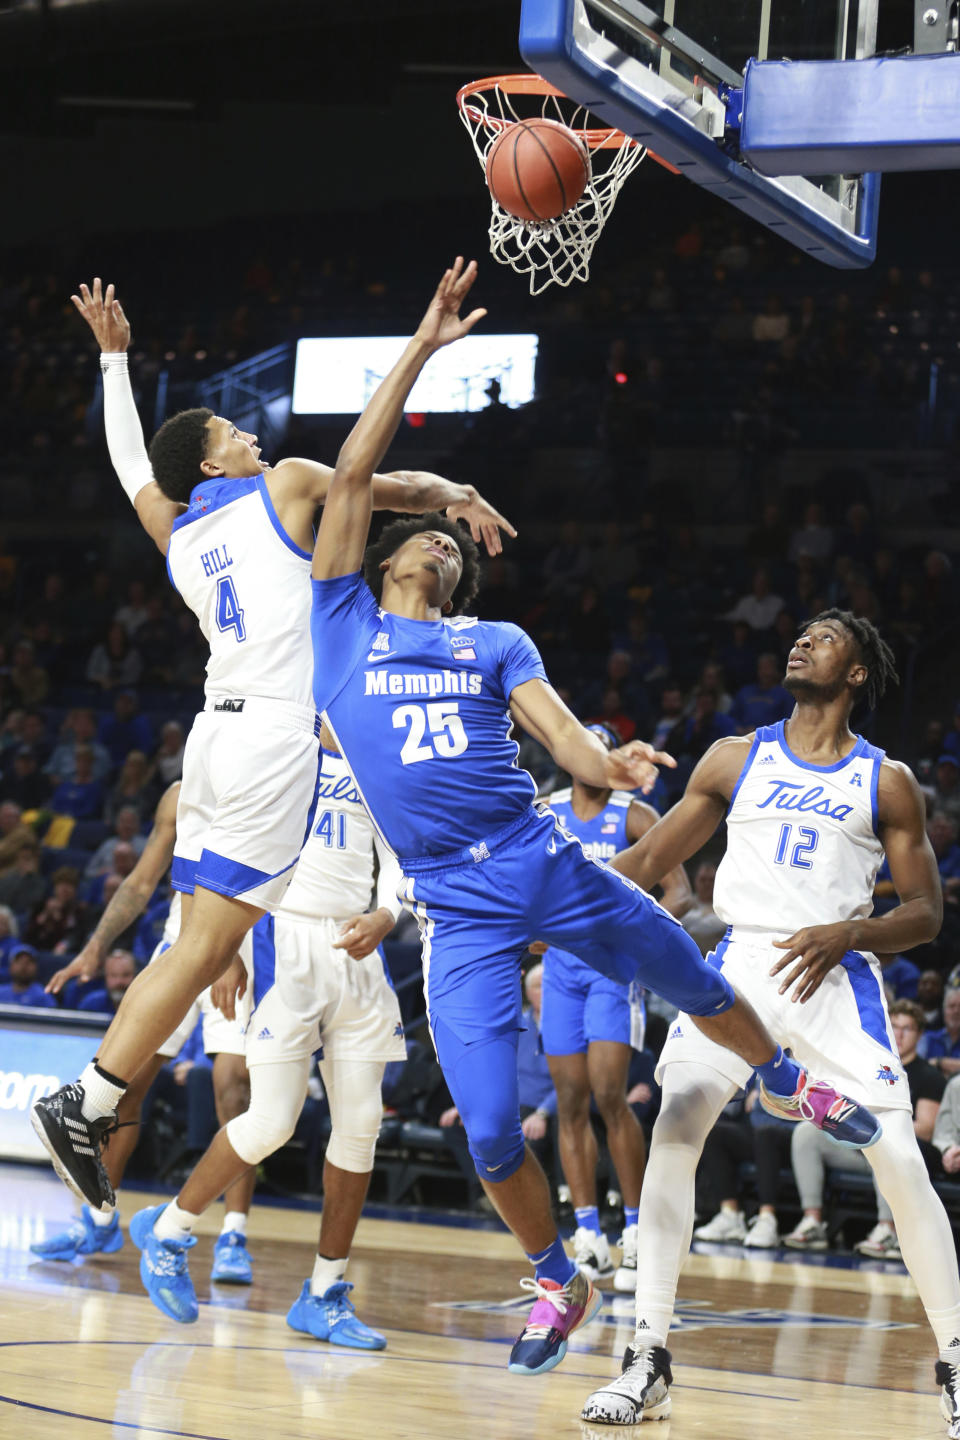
[1,212,959,1252]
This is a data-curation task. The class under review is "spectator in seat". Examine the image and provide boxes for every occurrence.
[785,999,943,1257]
[85,809,146,878]
[927,755,960,828]
[681,862,727,958]
[667,689,736,767]
[114,579,149,636]
[788,500,834,565]
[2,745,50,810]
[731,653,794,733]
[693,1085,793,1249]
[76,948,137,1015]
[719,621,759,691]
[650,681,685,752]
[920,987,960,1078]
[878,952,921,1001]
[918,970,945,1031]
[25,866,89,952]
[0,904,19,974]
[20,711,52,768]
[97,690,154,766]
[0,943,55,1008]
[105,749,157,825]
[943,703,960,764]
[725,568,785,634]
[932,1073,960,1177]
[9,639,49,707]
[86,621,143,692]
[45,709,111,785]
[752,293,790,344]
[0,840,46,918]
[48,744,105,820]
[154,720,186,786]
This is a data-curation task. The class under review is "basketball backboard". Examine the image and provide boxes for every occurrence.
[519,0,885,267]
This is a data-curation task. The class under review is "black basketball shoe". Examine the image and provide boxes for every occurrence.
[936,1357,960,1439]
[581,1343,673,1424]
[32,1083,117,1210]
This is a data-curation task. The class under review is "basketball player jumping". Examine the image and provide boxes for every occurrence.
[34,783,259,1284]
[538,725,691,1291]
[579,613,960,1439]
[308,257,881,1378]
[32,279,512,1212]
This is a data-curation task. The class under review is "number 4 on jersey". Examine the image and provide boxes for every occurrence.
[215,575,246,642]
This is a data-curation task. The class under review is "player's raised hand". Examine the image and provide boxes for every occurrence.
[605,740,676,796]
[446,485,518,557]
[70,277,131,352]
[769,920,857,1003]
[415,257,487,352]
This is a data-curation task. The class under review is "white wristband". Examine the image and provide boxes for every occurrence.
[100,352,156,505]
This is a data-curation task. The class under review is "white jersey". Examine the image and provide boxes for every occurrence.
[166,473,314,709]
[280,749,402,923]
[713,720,885,938]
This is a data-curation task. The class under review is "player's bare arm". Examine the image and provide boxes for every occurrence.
[312,257,487,583]
[508,678,676,797]
[770,758,943,1002]
[269,459,514,559]
[46,783,180,996]
[626,801,693,917]
[611,736,753,890]
[71,278,182,555]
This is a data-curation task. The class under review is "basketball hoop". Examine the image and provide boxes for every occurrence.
[457,73,652,295]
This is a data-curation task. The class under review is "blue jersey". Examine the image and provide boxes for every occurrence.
[310,571,545,860]
[547,786,633,861]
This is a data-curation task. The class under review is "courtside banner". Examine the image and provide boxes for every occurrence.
[0,1010,105,1160]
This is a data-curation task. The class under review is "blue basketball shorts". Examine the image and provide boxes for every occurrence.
[540,947,646,1055]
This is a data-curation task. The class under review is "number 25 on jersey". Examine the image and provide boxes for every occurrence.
[215,575,246,642]
[393,702,469,765]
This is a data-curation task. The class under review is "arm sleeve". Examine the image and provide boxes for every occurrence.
[100,354,157,504]
[373,833,404,921]
[310,572,380,712]
[497,623,548,698]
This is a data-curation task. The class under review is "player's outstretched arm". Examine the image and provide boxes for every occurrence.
[71,278,182,555]
[46,783,179,995]
[312,258,487,581]
[771,759,943,1003]
[510,677,677,798]
[612,738,749,891]
[626,801,693,916]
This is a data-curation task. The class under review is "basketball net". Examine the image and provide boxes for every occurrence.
[457,74,648,295]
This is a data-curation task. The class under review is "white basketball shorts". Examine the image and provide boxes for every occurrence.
[657,930,912,1113]
[172,696,320,912]
[244,914,408,1068]
[154,930,254,1059]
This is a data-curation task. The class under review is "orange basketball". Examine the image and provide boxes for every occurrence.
[486,117,590,223]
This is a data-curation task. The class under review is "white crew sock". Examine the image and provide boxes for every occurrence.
[79,1062,126,1122]
[310,1254,348,1296]
[221,1211,248,1237]
[153,1199,201,1243]
[88,1203,117,1227]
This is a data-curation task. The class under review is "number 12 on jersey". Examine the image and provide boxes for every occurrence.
[774,822,818,869]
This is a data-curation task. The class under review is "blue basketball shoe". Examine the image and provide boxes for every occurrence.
[130,1205,198,1323]
[508,1270,602,1376]
[30,1205,124,1261]
[210,1231,253,1284]
[286,1280,386,1350]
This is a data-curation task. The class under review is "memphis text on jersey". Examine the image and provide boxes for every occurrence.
[364,668,483,698]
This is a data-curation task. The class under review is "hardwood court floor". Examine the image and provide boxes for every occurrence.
[0,1164,946,1439]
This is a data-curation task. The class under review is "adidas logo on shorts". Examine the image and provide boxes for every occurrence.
[257,1026,273,1041]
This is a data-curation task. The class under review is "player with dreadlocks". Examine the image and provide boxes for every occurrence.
[582,610,960,1440]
